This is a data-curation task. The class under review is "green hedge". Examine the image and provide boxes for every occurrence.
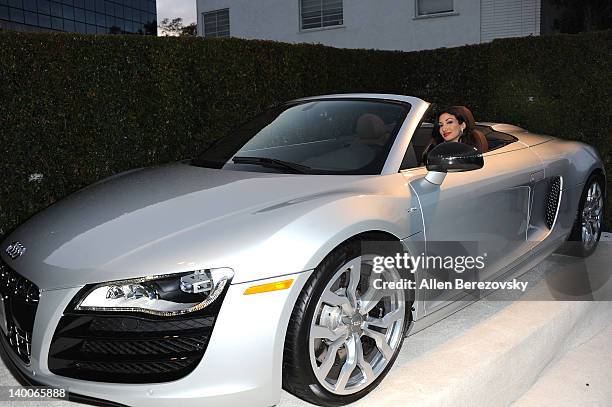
[0,30,610,238]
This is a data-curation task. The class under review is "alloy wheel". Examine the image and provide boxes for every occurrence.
[308,255,405,395]
[581,181,603,251]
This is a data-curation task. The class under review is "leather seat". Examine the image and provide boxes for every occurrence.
[356,113,388,145]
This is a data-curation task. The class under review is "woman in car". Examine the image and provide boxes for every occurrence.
[422,106,488,163]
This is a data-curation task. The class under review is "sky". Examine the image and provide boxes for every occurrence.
[157,0,197,26]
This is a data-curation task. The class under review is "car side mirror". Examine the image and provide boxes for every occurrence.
[424,142,484,185]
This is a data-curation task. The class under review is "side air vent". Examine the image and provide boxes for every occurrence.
[545,176,562,229]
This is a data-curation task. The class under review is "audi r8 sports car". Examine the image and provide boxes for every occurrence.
[0,94,606,407]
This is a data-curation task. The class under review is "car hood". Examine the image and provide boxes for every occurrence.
[2,163,394,289]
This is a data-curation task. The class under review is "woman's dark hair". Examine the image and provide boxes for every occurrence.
[422,106,487,163]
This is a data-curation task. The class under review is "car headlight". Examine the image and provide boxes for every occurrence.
[74,268,233,316]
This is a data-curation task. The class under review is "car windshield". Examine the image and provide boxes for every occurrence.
[191,99,410,175]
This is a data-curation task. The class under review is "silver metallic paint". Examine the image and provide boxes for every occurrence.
[0,94,606,406]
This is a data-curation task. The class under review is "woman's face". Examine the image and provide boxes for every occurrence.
[438,113,466,142]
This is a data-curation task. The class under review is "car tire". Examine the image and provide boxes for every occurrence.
[282,237,412,406]
[565,174,605,257]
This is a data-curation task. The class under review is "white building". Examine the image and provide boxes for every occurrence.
[195,0,543,52]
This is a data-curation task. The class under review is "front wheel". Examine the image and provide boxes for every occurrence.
[283,239,411,406]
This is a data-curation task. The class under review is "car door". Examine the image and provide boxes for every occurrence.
[401,141,543,314]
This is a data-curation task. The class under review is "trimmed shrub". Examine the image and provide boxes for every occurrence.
[0,30,610,237]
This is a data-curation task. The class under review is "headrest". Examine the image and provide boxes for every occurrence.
[356,113,387,140]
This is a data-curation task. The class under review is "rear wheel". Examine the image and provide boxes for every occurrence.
[283,239,411,406]
[566,175,605,257]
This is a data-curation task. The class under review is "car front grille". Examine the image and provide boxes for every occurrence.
[545,176,562,229]
[0,258,40,364]
[48,301,223,383]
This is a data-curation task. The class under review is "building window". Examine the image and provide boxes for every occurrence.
[203,8,229,37]
[416,0,454,16]
[300,0,343,30]
[0,0,157,34]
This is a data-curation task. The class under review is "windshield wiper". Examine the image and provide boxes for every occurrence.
[232,156,311,174]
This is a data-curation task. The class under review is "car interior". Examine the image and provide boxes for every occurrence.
[399,123,519,170]
[298,112,399,171]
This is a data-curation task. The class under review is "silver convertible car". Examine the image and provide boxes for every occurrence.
[0,94,606,406]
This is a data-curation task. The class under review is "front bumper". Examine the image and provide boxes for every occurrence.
[0,271,312,407]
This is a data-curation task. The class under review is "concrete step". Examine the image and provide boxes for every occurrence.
[280,241,612,406]
[513,322,612,407]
